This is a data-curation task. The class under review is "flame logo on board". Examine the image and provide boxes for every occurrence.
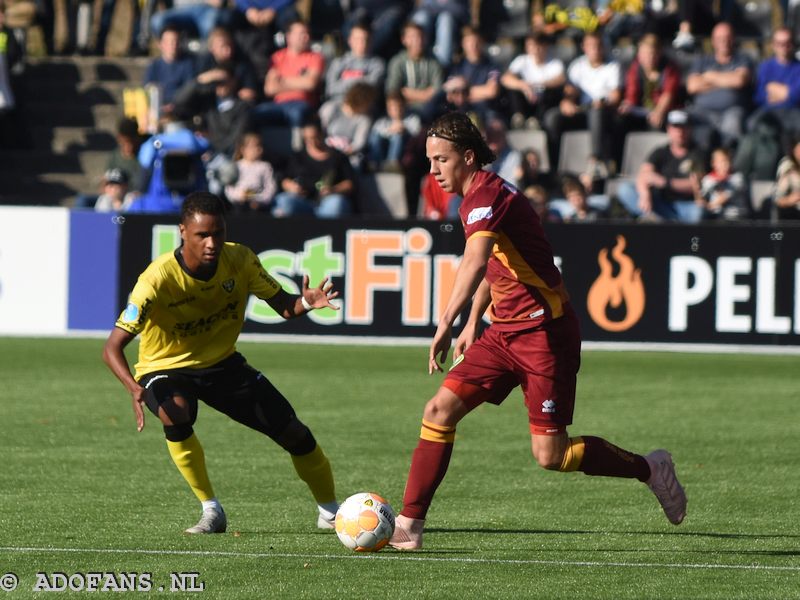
[586,236,645,332]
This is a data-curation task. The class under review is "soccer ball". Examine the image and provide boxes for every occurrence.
[335,492,396,552]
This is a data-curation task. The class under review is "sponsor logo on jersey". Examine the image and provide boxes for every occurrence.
[542,399,556,413]
[122,303,140,323]
[222,278,235,292]
[466,206,493,225]
[529,309,545,319]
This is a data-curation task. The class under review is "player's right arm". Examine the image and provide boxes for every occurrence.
[103,327,147,432]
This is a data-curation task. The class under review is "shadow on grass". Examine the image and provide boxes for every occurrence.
[427,526,800,541]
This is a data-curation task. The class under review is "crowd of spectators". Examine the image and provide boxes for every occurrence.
[4,0,800,221]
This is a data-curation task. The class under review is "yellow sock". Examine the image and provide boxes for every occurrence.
[166,433,215,502]
[291,444,336,505]
[558,437,586,472]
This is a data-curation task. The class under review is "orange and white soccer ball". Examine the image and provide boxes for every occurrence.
[335,492,396,552]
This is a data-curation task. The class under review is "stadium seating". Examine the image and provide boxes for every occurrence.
[357,171,408,219]
[556,130,591,175]
[750,179,775,219]
[506,129,551,173]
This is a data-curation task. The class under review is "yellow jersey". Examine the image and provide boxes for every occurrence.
[115,242,281,379]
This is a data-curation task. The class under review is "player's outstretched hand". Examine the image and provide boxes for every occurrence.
[302,275,340,310]
[453,321,478,361]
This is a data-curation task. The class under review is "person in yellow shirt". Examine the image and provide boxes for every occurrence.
[103,191,340,534]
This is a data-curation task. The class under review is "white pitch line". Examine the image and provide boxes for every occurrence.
[1,547,798,572]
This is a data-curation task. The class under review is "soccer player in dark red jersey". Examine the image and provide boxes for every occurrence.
[103,192,341,534]
[389,112,687,550]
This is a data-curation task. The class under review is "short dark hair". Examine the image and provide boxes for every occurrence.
[427,112,496,167]
[181,192,226,223]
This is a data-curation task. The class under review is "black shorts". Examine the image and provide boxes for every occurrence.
[138,352,296,439]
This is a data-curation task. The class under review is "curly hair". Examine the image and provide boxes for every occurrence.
[427,112,496,167]
[181,192,226,223]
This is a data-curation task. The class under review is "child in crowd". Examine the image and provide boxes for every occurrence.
[692,147,748,220]
[224,132,276,212]
[368,92,422,172]
[524,184,561,223]
[94,169,133,212]
[561,174,603,222]
[773,136,800,220]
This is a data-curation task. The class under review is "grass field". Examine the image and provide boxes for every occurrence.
[0,337,798,599]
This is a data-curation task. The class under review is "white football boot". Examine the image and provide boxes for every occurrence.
[185,507,227,534]
[388,515,425,550]
[645,449,687,525]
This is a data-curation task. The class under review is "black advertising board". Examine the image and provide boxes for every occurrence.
[116,215,800,346]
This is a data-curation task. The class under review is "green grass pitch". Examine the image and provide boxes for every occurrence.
[0,337,798,599]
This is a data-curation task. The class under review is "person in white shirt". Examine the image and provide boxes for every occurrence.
[542,31,621,176]
[501,32,565,131]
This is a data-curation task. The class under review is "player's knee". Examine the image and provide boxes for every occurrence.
[163,422,194,442]
[422,395,459,425]
[274,417,317,456]
[532,446,566,471]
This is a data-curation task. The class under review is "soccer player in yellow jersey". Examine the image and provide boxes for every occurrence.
[103,192,341,534]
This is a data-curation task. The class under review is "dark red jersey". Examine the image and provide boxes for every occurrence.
[459,170,569,331]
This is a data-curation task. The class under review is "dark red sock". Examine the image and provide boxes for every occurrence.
[401,438,454,520]
[579,436,650,481]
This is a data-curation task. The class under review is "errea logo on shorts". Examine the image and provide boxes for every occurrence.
[466,206,493,225]
[542,399,556,413]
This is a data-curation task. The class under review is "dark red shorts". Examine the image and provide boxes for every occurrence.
[443,308,581,435]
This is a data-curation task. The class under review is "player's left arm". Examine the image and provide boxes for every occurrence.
[430,235,494,373]
[453,277,491,360]
[265,275,339,319]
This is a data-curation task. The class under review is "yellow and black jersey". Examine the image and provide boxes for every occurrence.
[115,242,281,379]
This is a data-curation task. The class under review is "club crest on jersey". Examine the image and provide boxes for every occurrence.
[122,303,140,323]
[222,278,235,292]
[466,206,493,225]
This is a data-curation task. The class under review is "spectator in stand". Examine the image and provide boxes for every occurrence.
[194,26,259,104]
[272,118,355,218]
[106,117,145,189]
[447,25,501,124]
[616,109,708,223]
[559,174,603,221]
[253,19,325,129]
[618,33,681,134]
[385,20,443,123]
[0,0,23,145]
[150,0,229,44]
[224,132,277,212]
[773,135,800,220]
[524,183,561,223]
[501,32,565,131]
[594,0,648,48]
[691,146,748,220]
[749,27,800,134]
[322,23,386,113]
[532,0,598,45]
[231,0,298,81]
[429,75,483,125]
[175,63,251,158]
[319,82,377,170]
[410,0,470,69]
[367,90,422,171]
[484,117,521,187]
[343,0,412,62]
[543,31,621,177]
[733,111,783,183]
[515,147,555,195]
[95,169,134,212]
[685,21,752,151]
[143,26,197,114]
